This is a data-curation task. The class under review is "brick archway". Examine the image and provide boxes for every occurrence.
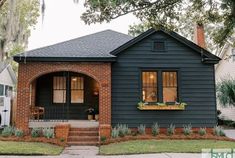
[16,62,111,137]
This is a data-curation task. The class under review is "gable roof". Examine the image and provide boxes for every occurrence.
[111,28,221,63]
[14,30,133,62]
[0,61,17,84]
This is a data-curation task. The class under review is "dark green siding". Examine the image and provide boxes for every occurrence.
[36,72,98,120]
[111,32,217,128]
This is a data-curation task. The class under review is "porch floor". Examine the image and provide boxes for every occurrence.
[29,120,99,128]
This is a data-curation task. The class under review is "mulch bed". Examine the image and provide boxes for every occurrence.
[0,136,66,146]
[101,134,235,145]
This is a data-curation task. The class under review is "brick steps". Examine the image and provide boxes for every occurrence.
[67,127,99,146]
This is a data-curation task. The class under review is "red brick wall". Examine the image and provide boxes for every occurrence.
[55,124,71,142]
[16,62,111,135]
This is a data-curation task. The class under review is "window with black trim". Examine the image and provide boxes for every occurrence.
[141,70,178,103]
[153,41,165,51]
[53,77,66,103]
[71,76,84,103]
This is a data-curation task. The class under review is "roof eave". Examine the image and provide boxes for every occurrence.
[13,56,116,63]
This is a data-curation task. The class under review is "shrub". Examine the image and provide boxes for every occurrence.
[42,127,54,139]
[111,127,119,138]
[59,138,65,142]
[213,126,225,136]
[183,124,192,136]
[131,130,138,136]
[137,124,146,135]
[101,136,107,143]
[116,124,129,137]
[14,129,24,137]
[1,126,15,137]
[31,128,41,138]
[228,121,235,128]
[198,127,207,136]
[167,124,175,136]
[152,122,160,136]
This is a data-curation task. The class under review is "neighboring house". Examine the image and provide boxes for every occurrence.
[215,40,235,121]
[0,61,17,126]
[13,28,220,142]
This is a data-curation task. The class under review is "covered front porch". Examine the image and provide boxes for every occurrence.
[30,71,99,121]
[15,62,111,137]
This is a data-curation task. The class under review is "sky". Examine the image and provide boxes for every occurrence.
[28,0,140,50]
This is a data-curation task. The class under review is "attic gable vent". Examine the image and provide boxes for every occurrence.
[152,40,166,51]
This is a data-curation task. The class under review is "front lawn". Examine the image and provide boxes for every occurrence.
[100,140,235,155]
[0,141,63,155]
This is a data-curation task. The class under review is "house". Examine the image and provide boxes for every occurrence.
[13,27,220,143]
[0,61,17,126]
[215,40,235,121]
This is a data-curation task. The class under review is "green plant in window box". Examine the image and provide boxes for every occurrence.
[157,102,166,106]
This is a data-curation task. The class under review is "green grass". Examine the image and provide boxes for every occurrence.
[0,141,63,155]
[100,140,235,155]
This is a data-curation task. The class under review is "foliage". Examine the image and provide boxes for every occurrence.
[116,124,129,137]
[217,77,235,107]
[213,126,225,136]
[1,126,14,137]
[31,128,41,138]
[81,0,235,49]
[0,0,39,64]
[167,124,175,136]
[137,124,146,135]
[183,124,192,136]
[99,140,235,155]
[111,127,119,138]
[42,128,54,139]
[151,122,160,136]
[14,128,24,137]
[198,128,207,136]
[101,136,107,143]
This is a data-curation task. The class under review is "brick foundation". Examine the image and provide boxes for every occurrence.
[99,124,111,138]
[15,62,111,134]
[55,124,71,142]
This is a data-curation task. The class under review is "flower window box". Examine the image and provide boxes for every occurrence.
[137,102,187,111]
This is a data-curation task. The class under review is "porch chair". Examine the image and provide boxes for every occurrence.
[30,106,45,120]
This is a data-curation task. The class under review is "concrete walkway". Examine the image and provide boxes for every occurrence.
[224,129,235,140]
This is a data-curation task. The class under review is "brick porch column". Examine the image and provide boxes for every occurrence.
[15,64,30,132]
[99,64,112,138]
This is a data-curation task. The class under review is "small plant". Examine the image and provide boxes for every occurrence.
[198,127,207,136]
[42,127,54,139]
[167,124,175,136]
[59,138,65,142]
[213,126,225,136]
[31,128,41,138]
[101,136,107,143]
[116,124,129,137]
[152,122,160,136]
[183,124,192,136]
[111,127,119,138]
[14,129,24,137]
[1,126,14,137]
[137,124,146,135]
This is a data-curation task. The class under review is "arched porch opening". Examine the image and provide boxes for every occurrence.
[29,71,99,125]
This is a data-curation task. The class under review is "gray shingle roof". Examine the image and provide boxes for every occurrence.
[0,61,8,73]
[14,30,133,60]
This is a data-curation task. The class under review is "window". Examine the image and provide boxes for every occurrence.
[153,41,165,51]
[142,72,157,102]
[0,84,3,96]
[142,70,178,103]
[53,77,66,103]
[71,77,84,103]
[5,86,12,97]
[162,71,177,102]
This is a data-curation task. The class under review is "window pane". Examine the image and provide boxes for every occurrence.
[0,84,3,96]
[53,90,66,103]
[142,72,157,102]
[163,72,177,102]
[53,77,66,103]
[71,76,84,103]
[71,90,84,103]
